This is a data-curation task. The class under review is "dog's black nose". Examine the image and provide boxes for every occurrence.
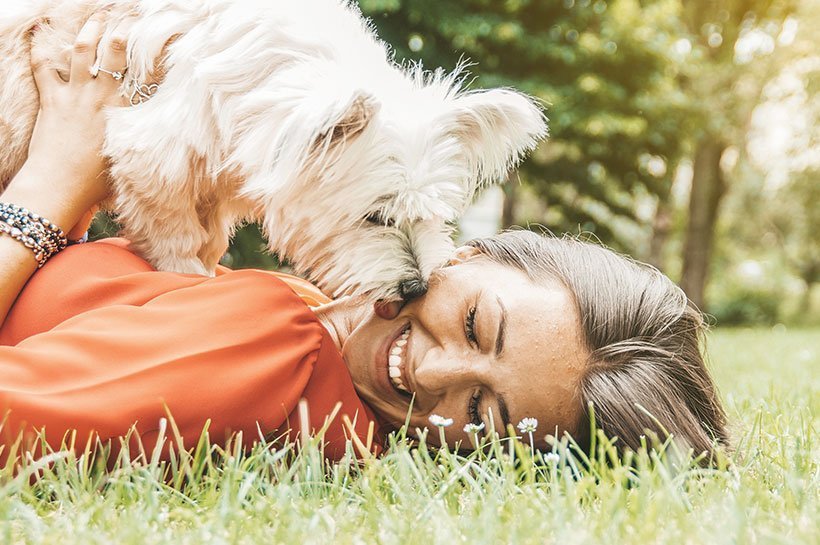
[399,278,427,301]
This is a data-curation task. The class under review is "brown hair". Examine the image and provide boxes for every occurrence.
[467,230,729,460]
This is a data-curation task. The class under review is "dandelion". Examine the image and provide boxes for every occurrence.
[463,422,485,450]
[517,417,538,455]
[428,414,454,428]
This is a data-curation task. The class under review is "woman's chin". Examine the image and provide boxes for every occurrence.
[314,295,372,353]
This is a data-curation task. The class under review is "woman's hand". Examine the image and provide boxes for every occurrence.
[10,11,129,224]
[0,11,128,325]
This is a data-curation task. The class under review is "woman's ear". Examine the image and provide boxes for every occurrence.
[447,245,481,266]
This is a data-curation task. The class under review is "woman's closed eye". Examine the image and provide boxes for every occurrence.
[465,305,478,347]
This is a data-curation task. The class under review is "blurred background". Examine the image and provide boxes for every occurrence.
[163,0,820,327]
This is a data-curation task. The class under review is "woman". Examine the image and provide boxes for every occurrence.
[1,15,728,462]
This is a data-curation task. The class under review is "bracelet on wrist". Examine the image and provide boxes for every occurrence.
[0,202,68,268]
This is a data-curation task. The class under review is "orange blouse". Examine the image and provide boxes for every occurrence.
[0,239,378,461]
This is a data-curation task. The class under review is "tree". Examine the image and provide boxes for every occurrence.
[676,0,797,309]
[696,0,819,324]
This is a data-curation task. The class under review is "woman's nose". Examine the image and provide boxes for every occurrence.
[413,349,478,396]
[374,300,403,319]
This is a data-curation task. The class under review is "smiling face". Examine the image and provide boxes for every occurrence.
[317,248,589,447]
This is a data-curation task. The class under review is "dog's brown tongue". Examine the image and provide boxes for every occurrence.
[374,300,403,320]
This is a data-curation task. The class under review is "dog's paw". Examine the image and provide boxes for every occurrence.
[153,255,214,277]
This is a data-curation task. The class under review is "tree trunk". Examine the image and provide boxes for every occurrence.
[680,137,727,310]
[648,201,672,272]
[798,265,817,318]
[800,282,814,318]
[501,180,517,229]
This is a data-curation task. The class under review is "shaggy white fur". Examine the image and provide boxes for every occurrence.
[0,0,547,300]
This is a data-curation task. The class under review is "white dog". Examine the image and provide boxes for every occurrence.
[0,0,547,300]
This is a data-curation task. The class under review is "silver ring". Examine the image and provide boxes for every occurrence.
[98,67,125,80]
[90,63,126,80]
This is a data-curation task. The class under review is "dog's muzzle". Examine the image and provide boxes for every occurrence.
[398,278,427,301]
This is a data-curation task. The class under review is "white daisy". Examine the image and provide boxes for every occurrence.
[463,422,485,434]
[543,452,560,465]
[517,417,538,434]
[428,414,454,428]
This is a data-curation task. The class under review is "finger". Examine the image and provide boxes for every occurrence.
[95,18,132,93]
[69,12,107,84]
[29,25,64,97]
[99,32,128,79]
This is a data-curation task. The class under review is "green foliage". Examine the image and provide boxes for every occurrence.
[0,328,817,543]
[677,0,798,139]
[219,224,284,270]
[709,281,781,326]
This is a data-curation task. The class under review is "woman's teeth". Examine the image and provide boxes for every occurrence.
[389,328,410,393]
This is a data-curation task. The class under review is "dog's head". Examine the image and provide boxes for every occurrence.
[234,67,547,301]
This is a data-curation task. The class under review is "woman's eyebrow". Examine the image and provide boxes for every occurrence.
[494,294,507,357]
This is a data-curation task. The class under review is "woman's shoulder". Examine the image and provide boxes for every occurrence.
[242,269,331,307]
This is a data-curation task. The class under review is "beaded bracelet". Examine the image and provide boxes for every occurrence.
[0,202,68,268]
[0,203,66,252]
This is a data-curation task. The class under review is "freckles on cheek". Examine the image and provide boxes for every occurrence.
[551,380,582,431]
[552,343,587,430]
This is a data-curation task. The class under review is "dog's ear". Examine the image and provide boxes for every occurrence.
[448,89,547,190]
[312,91,380,157]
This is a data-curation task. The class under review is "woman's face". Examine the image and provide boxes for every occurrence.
[321,248,589,446]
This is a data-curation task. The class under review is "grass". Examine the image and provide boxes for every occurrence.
[1,327,817,544]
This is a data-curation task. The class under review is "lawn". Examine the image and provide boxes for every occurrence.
[1,328,817,544]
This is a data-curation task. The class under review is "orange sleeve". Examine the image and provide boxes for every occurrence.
[0,239,377,461]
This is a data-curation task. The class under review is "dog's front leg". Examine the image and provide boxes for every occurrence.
[111,177,214,276]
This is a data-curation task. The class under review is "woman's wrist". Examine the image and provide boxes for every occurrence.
[2,160,101,234]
